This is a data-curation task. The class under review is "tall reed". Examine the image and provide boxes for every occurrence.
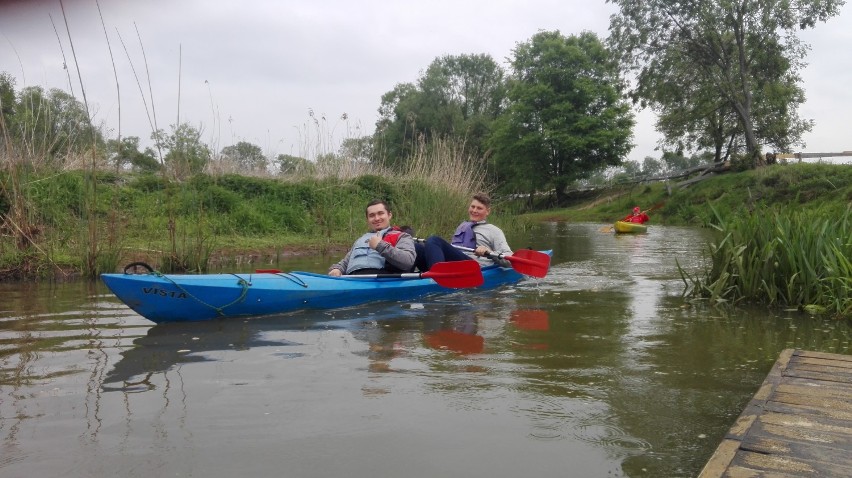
[680,205,851,320]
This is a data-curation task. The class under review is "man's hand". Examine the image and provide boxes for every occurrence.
[368,233,383,249]
[329,269,342,277]
[474,246,492,257]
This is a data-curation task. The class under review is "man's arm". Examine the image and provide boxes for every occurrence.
[476,224,512,267]
[375,233,416,271]
[328,250,352,276]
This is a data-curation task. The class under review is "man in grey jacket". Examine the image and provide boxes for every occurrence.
[328,199,416,276]
[414,192,513,271]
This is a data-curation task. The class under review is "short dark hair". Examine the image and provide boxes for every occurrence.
[471,192,491,208]
[365,199,391,216]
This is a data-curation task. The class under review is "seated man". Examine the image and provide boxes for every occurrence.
[623,206,650,224]
[328,199,416,276]
[415,192,512,272]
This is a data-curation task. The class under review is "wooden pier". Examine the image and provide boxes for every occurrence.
[699,349,852,477]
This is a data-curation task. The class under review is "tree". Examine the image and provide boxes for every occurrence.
[275,153,314,175]
[106,136,160,172]
[152,123,210,179]
[608,0,842,165]
[220,141,267,173]
[488,31,634,204]
[641,156,664,177]
[0,73,15,120]
[338,137,372,163]
[374,53,506,169]
[9,86,102,163]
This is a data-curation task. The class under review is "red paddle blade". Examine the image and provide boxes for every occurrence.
[423,260,484,288]
[506,250,550,278]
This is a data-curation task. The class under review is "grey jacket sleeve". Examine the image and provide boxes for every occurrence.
[375,233,417,272]
[476,224,513,268]
[329,250,352,274]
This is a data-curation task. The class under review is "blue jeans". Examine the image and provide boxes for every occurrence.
[414,236,475,271]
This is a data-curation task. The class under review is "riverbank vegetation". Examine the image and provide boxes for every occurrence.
[525,163,851,320]
[0,137,499,278]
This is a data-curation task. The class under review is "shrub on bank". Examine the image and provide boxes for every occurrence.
[680,206,851,320]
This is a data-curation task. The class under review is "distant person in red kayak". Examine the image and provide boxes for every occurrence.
[328,199,416,276]
[415,192,513,271]
[623,206,650,224]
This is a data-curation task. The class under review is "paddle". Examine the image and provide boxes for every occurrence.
[451,245,550,278]
[634,202,664,217]
[343,260,484,288]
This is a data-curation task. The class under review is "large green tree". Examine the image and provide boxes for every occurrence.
[489,30,634,204]
[374,53,506,169]
[608,0,843,165]
[152,123,210,179]
[220,141,267,173]
[4,85,102,164]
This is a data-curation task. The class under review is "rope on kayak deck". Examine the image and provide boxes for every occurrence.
[155,273,251,317]
[270,272,309,288]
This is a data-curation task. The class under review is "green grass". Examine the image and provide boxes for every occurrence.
[521,163,852,227]
[1,163,486,276]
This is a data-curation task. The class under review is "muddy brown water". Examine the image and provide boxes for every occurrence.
[2,223,850,477]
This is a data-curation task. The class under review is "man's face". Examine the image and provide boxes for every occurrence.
[467,199,489,222]
[366,204,392,231]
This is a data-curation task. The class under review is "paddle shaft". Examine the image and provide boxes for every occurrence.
[345,260,483,288]
[450,245,550,278]
[451,244,508,261]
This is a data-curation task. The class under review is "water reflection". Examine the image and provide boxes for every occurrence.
[102,318,306,391]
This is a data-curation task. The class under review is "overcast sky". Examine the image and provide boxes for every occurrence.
[1,0,850,163]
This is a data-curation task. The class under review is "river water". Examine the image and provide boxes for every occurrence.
[1,223,850,477]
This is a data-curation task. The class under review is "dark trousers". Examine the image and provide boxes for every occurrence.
[414,236,474,271]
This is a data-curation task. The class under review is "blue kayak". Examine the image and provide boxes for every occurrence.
[101,254,549,323]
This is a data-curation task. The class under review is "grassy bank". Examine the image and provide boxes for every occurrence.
[523,163,852,226]
[1,170,512,278]
[528,162,851,320]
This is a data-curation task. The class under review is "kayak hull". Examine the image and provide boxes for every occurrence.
[614,221,648,234]
[101,257,547,323]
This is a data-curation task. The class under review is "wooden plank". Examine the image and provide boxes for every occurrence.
[742,423,852,467]
[725,464,809,478]
[793,355,852,368]
[732,449,820,475]
[724,414,757,441]
[783,368,852,386]
[763,400,852,422]
[776,379,852,400]
[794,349,852,363]
[771,390,852,414]
[698,439,741,477]
[791,360,852,375]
